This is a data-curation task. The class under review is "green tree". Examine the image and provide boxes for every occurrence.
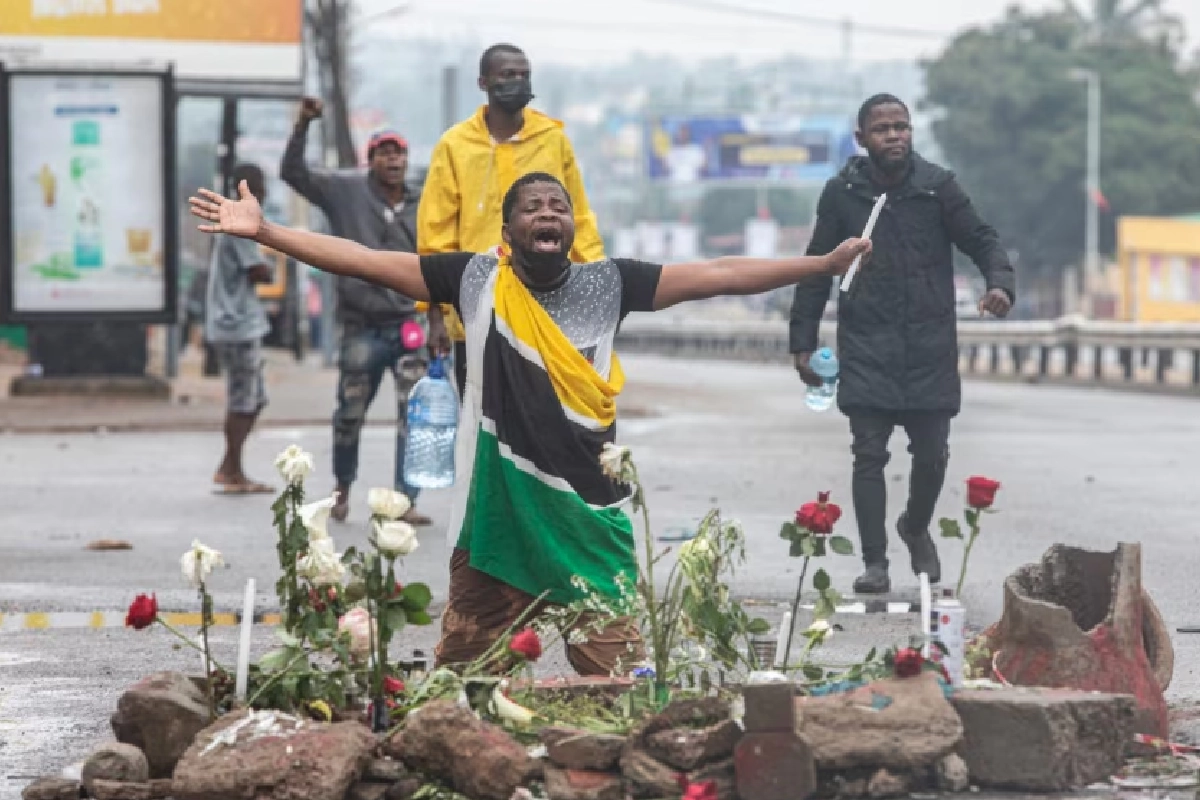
[1064,0,1183,45]
[922,7,1200,273]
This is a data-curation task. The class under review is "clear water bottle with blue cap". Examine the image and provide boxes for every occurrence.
[805,347,839,412]
[403,355,458,489]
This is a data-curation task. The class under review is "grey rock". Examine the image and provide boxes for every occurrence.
[110,671,211,779]
[21,778,80,800]
[82,743,150,793]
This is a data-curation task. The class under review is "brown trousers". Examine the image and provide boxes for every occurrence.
[434,549,644,676]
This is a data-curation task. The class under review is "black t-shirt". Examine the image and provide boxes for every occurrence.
[420,253,662,321]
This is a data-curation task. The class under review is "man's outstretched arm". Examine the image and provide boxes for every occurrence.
[652,238,870,311]
[190,182,431,302]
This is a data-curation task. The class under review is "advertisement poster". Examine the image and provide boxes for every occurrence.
[0,0,302,88]
[646,115,859,183]
[7,72,167,316]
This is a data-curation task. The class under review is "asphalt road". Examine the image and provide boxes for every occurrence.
[3,354,1200,794]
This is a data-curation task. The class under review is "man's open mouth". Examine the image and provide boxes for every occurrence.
[532,228,562,253]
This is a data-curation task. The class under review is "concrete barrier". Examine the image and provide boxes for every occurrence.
[615,316,1200,393]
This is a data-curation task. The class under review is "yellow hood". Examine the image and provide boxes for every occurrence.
[418,105,605,262]
[416,105,606,340]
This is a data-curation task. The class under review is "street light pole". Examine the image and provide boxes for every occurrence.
[1070,69,1101,291]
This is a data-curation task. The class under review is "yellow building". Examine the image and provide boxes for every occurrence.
[1117,215,1200,322]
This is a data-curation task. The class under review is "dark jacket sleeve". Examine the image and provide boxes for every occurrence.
[789,180,842,353]
[279,120,332,211]
[938,177,1016,302]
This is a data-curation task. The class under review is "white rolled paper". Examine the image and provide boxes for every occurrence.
[775,611,792,668]
[235,578,256,702]
[919,572,932,658]
[839,193,887,292]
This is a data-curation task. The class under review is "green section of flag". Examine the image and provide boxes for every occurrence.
[459,428,637,606]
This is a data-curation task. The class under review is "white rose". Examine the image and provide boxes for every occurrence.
[299,495,337,540]
[372,519,419,558]
[367,488,411,521]
[180,540,225,589]
[338,607,373,659]
[599,443,631,481]
[297,538,346,586]
[678,536,714,561]
[805,619,833,644]
[274,445,314,486]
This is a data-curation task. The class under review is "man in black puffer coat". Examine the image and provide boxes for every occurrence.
[789,94,1016,594]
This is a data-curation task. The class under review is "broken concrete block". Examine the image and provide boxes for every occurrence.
[734,731,816,800]
[541,728,626,772]
[646,719,742,771]
[795,673,962,770]
[742,683,795,733]
[982,543,1171,736]
[543,766,624,800]
[951,687,1136,791]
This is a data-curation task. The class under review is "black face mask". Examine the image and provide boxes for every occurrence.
[489,78,534,113]
[514,247,568,285]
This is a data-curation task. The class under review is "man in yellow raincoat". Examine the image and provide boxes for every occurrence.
[418,43,605,393]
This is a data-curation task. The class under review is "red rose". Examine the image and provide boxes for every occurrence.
[308,588,326,613]
[383,675,405,695]
[681,780,719,800]
[509,628,543,661]
[966,476,1001,510]
[795,491,842,535]
[893,647,924,679]
[125,593,158,630]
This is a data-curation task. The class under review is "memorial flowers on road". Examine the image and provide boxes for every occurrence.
[779,491,855,669]
[941,475,1003,596]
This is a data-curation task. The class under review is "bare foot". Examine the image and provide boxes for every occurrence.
[213,475,275,495]
[331,488,350,522]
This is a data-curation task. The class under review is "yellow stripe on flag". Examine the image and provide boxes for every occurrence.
[493,262,623,427]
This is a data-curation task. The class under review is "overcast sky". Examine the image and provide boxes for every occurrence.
[359,0,1199,66]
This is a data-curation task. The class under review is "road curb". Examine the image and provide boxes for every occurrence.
[0,610,284,631]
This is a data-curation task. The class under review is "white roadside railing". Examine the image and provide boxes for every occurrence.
[615,316,1200,392]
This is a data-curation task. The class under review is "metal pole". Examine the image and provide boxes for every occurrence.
[1084,72,1100,293]
[320,108,338,368]
[441,65,458,132]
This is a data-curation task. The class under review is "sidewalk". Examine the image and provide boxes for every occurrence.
[0,347,396,434]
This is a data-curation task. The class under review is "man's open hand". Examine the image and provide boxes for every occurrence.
[189,181,264,239]
[826,238,872,276]
[978,288,1012,318]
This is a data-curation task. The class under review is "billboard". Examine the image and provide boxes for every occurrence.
[1,68,178,323]
[646,115,860,183]
[0,0,303,93]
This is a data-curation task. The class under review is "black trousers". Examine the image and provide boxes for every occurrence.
[849,410,952,568]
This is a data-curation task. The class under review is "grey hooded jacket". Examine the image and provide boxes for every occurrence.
[281,122,419,333]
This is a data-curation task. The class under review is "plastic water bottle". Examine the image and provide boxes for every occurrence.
[805,347,839,412]
[403,356,458,489]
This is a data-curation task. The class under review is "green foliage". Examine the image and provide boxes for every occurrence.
[698,186,815,238]
[922,4,1200,272]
